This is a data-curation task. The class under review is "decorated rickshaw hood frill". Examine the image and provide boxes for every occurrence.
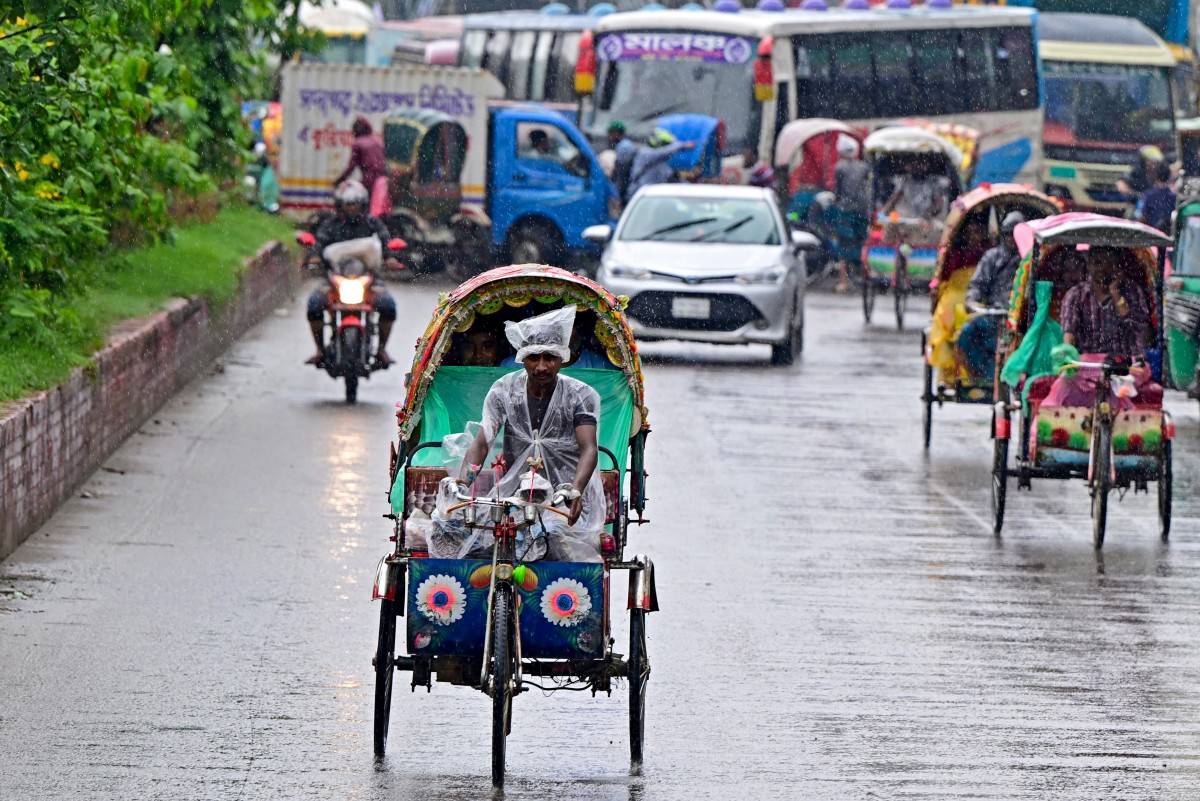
[396,264,647,441]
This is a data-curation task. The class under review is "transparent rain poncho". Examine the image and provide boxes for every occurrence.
[428,313,605,562]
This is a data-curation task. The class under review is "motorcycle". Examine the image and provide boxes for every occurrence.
[296,233,406,403]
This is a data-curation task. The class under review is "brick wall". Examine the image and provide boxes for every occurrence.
[0,241,297,560]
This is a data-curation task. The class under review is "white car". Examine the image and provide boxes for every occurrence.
[586,184,811,365]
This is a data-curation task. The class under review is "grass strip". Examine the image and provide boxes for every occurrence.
[0,204,296,402]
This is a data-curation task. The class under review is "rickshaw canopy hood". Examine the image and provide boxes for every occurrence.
[863,126,965,170]
[773,119,861,168]
[1015,213,1172,257]
[934,183,1059,286]
[396,264,647,443]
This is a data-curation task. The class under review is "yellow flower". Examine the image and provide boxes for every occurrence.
[39,153,59,168]
[17,169,29,181]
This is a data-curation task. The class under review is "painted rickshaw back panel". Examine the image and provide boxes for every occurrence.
[408,558,607,659]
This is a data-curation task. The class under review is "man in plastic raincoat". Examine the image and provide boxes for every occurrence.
[457,307,604,561]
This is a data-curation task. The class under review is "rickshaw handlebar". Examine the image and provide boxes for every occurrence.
[447,491,571,519]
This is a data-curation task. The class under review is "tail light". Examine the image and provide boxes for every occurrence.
[754,37,774,102]
[575,29,596,95]
[716,119,727,154]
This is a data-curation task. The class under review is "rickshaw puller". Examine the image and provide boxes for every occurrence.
[958,212,1025,377]
[457,307,604,561]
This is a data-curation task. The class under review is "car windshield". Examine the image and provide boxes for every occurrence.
[1044,62,1175,149]
[620,196,780,245]
[589,47,759,153]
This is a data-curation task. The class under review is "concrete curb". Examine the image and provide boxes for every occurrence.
[0,240,298,561]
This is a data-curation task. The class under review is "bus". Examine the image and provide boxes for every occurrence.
[1037,13,1180,210]
[457,12,602,104]
[581,6,1043,186]
[1004,0,1199,122]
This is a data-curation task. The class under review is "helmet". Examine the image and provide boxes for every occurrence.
[1140,145,1165,162]
[836,136,858,157]
[1001,211,1026,233]
[607,119,626,135]
[333,180,369,219]
[647,128,676,148]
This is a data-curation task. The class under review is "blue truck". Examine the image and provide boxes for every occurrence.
[382,102,617,276]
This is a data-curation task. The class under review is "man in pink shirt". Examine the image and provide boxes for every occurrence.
[335,116,388,212]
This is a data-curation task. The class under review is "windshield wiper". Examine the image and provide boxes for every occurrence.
[692,215,754,242]
[645,216,718,240]
[637,102,686,122]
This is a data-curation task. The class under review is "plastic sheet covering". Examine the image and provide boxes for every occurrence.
[506,306,574,363]
[424,368,607,562]
[1000,280,1064,412]
[321,236,381,272]
[928,267,974,377]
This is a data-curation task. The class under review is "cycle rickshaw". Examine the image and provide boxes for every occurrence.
[862,123,978,329]
[772,118,866,282]
[920,183,1059,448]
[991,214,1174,547]
[370,265,656,787]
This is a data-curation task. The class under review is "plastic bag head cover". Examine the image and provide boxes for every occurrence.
[506,306,575,363]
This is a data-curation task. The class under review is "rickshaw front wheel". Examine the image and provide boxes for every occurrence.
[373,597,398,756]
[629,608,649,768]
[1159,440,1172,541]
[1092,423,1112,550]
[490,590,513,789]
[922,360,934,449]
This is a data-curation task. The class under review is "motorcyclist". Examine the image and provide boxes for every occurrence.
[305,180,398,367]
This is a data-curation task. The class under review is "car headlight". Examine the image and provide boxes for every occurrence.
[735,265,787,284]
[337,279,366,305]
[606,263,653,281]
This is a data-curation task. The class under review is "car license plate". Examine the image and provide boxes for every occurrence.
[671,296,710,320]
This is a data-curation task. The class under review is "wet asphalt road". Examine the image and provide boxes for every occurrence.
[4,280,1200,800]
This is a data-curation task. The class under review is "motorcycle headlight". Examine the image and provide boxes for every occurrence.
[606,263,652,281]
[338,279,366,305]
[735,265,787,284]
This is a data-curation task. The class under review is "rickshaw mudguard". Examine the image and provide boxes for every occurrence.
[372,554,404,603]
[407,558,607,660]
[627,554,658,613]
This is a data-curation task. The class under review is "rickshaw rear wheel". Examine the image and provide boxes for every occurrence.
[1092,424,1112,550]
[629,608,649,768]
[1159,440,1173,541]
[991,435,1007,536]
[490,590,513,789]
[862,278,875,323]
[373,597,398,757]
[921,335,934,449]
[894,287,907,331]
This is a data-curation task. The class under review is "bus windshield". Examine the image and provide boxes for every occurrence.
[588,32,760,153]
[1044,62,1175,153]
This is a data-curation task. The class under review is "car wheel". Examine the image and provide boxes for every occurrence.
[770,299,802,366]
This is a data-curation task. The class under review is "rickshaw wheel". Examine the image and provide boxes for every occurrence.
[921,340,931,448]
[991,436,1007,536]
[373,597,397,756]
[490,590,513,789]
[629,608,649,768]
[894,287,907,331]
[862,279,875,323]
[1159,440,1173,541]
[1092,423,1112,550]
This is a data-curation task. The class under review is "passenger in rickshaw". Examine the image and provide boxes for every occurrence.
[1041,246,1156,408]
[926,217,991,375]
[956,212,1025,378]
[446,306,605,562]
[449,323,504,367]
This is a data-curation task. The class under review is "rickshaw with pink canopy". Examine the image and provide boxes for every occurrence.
[990,213,1174,548]
[369,264,656,788]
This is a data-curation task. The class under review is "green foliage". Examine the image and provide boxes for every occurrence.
[0,0,293,392]
[0,205,297,401]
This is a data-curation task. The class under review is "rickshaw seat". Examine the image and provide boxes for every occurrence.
[1023,375,1164,413]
